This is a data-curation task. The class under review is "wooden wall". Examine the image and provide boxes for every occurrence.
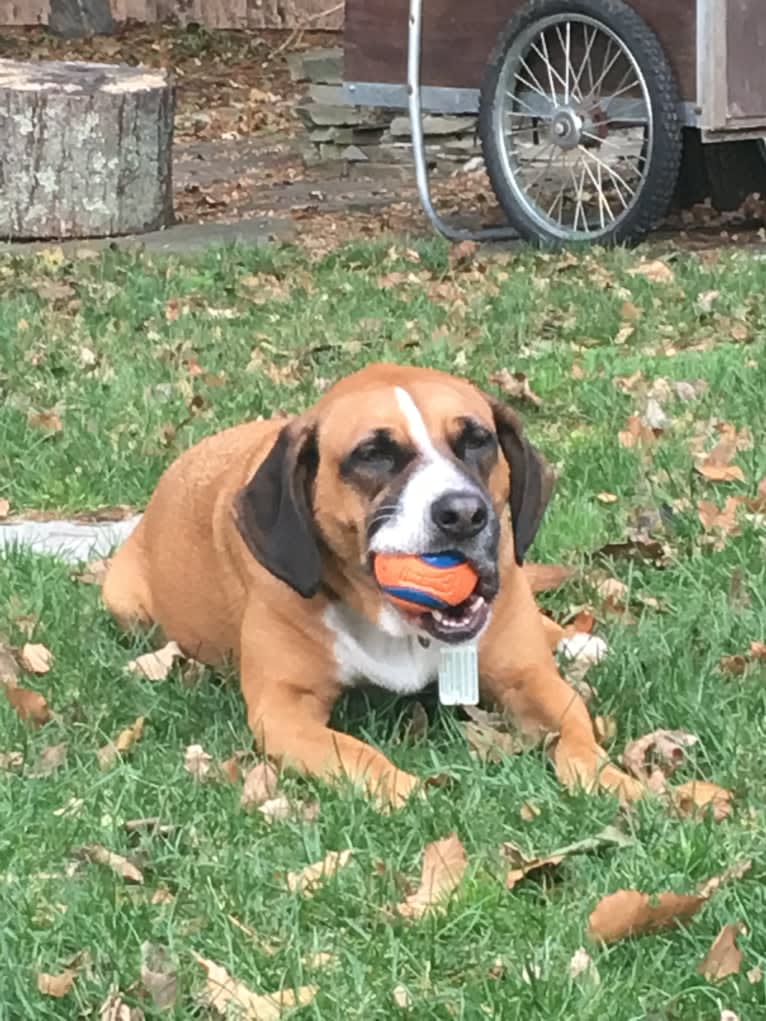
[0,0,344,30]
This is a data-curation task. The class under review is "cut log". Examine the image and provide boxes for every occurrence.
[0,59,174,240]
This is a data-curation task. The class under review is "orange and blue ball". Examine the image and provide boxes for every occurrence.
[373,552,478,612]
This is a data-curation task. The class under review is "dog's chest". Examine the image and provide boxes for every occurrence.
[324,604,441,695]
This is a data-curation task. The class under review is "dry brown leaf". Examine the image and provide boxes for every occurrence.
[240,761,279,809]
[5,684,51,726]
[697,860,752,899]
[568,947,600,984]
[20,642,53,674]
[747,965,762,984]
[401,700,429,743]
[697,497,742,537]
[0,644,19,685]
[99,986,145,1020]
[193,953,318,1019]
[622,729,698,785]
[395,833,467,918]
[520,802,541,821]
[618,415,658,449]
[505,826,631,890]
[719,655,748,676]
[697,463,745,483]
[81,844,144,884]
[595,577,629,610]
[0,497,9,519]
[698,923,744,982]
[0,751,23,770]
[448,239,479,266]
[597,492,619,504]
[140,942,177,1011]
[98,717,145,770]
[393,984,413,1009]
[258,796,320,824]
[628,259,675,284]
[594,715,617,745]
[751,640,766,659]
[303,952,335,969]
[38,968,78,998]
[127,641,183,681]
[489,369,543,407]
[75,557,111,585]
[523,562,575,592]
[28,742,67,778]
[28,408,63,433]
[462,720,527,762]
[286,849,353,896]
[53,797,84,817]
[588,889,705,943]
[673,780,732,821]
[184,743,213,782]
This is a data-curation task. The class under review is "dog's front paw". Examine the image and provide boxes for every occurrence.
[553,742,645,804]
[373,768,423,811]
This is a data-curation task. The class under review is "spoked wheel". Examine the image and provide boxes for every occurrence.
[479,0,682,247]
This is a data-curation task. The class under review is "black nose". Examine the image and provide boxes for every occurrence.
[431,490,489,540]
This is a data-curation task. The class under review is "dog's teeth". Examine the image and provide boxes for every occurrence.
[432,609,445,622]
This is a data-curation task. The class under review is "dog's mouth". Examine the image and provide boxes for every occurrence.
[415,590,490,644]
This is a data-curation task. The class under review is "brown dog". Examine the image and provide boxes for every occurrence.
[103,363,642,806]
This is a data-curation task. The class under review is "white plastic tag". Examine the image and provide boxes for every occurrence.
[438,642,479,705]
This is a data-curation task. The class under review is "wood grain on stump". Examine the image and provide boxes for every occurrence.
[0,59,174,240]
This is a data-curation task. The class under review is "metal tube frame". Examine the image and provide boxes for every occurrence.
[407,0,519,241]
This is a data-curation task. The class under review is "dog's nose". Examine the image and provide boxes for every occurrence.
[431,490,489,540]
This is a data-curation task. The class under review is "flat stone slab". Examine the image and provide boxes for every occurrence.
[0,516,141,563]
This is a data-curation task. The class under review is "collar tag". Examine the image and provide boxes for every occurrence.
[438,642,479,705]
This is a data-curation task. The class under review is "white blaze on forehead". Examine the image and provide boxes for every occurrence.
[369,386,478,555]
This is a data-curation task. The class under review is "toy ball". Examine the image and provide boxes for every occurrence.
[373,552,478,612]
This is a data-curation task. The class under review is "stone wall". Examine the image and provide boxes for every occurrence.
[293,46,481,175]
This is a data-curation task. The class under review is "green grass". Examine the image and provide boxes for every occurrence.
[1,239,765,1020]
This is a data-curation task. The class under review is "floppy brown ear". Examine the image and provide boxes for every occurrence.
[489,399,556,565]
[234,422,321,597]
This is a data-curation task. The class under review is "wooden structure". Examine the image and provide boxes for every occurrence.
[0,0,344,30]
[0,59,174,239]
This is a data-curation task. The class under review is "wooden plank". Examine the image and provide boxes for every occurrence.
[726,0,766,119]
[0,0,49,23]
[0,0,341,27]
[345,0,696,101]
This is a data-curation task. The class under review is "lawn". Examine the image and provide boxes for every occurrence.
[0,238,765,1020]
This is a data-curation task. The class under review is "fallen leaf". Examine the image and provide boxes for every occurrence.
[53,797,84,817]
[98,717,145,770]
[0,644,19,685]
[597,492,619,504]
[697,289,720,313]
[628,259,675,284]
[592,535,671,566]
[20,643,53,674]
[258,796,320,824]
[505,826,632,890]
[568,946,600,984]
[240,761,279,809]
[718,655,748,676]
[395,833,467,918]
[5,684,51,726]
[0,497,9,518]
[401,701,429,743]
[557,632,608,686]
[622,729,698,786]
[522,562,575,592]
[99,986,145,1020]
[747,965,762,984]
[697,497,741,537]
[720,1011,741,1021]
[697,463,745,483]
[393,984,413,1009]
[184,743,213,782]
[618,415,658,449]
[303,952,335,969]
[448,239,479,266]
[588,889,705,943]
[38,968,78,998]
[696,425,748,482]
[74,557,111,585]
[286,849,353,896]
[520,802,541,821]
[140,942,177,1011]
[127,641,183,681]
[28,742,67,777]
[594,715,617,744]
[0,751,23,770]
[751,641,766,659]
[193,953,318,1019]
[461,720,527,762]
[698,923,744,982]
[28,409,63,433]
[697,860,752,899]
[489,369,543,407]
[672,780,732,821]
[594,576,629,610]
[81,844,143,883]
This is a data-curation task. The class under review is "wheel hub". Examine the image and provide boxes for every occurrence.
[549,107,583,150]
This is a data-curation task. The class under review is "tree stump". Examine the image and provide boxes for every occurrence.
[0,59,174,240]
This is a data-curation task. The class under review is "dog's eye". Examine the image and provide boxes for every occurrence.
[351,442,396,472]
[462,428,494,450]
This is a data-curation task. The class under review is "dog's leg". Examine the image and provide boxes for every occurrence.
[102,533,155,632]
[480,570,644,803]
[239,631,419,809]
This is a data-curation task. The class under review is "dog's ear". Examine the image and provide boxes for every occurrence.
[489,398,556,564]
[234,422,321,597]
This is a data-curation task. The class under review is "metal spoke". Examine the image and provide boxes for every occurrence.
[518,54,553,106]
[581,152,615,227]
[578,146,633,209]
[505,90,554,119]
[573,24,598,98]
[538,30,559,104]
[519,143,559,198]
[553,21,578,104]
[514,70,558,105]
[581,40,623,105]
[530,38,567,99]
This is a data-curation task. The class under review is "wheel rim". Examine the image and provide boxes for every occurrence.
[493,13,654,241]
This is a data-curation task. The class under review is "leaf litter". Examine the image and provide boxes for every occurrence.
[193,953,318,1020]
[285,849,353,897]
[394,833,467,919]
[698,923,745,982]
[97,716,145,770]
[504,826,633,890]
[127,641,184,681]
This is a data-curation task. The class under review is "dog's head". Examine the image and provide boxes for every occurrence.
[235,364,554,643]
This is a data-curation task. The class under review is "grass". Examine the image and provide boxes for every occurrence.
[1,238,765,1020]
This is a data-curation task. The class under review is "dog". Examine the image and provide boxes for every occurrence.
[103,363,643,806]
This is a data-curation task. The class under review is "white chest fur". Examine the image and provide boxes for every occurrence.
[324,603,441,695]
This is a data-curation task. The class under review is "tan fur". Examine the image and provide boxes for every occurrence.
[104,364,643,807]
